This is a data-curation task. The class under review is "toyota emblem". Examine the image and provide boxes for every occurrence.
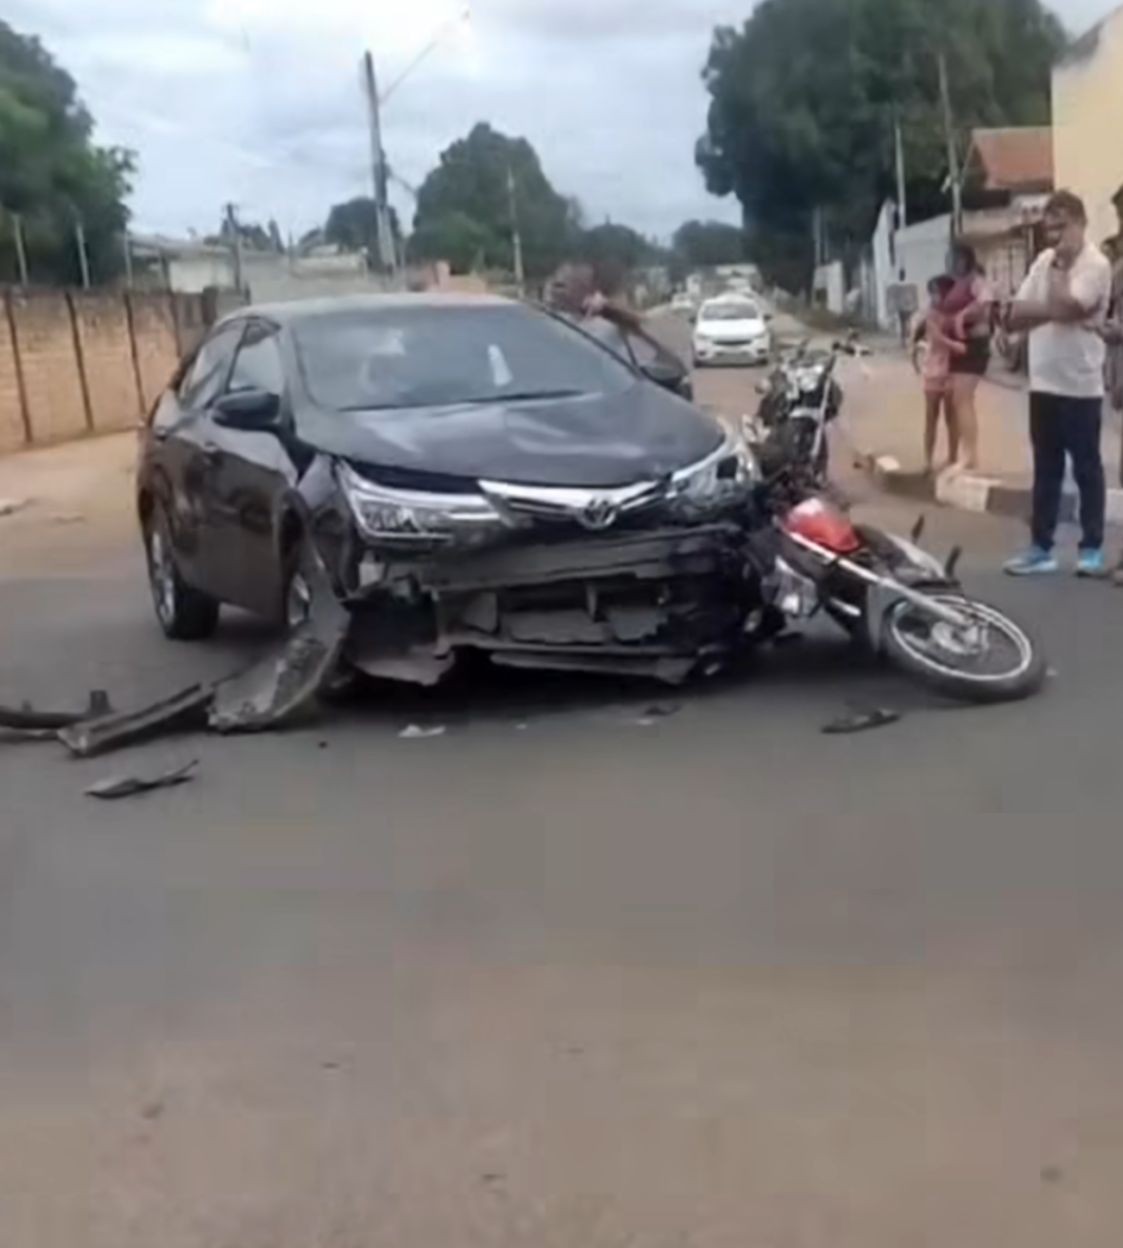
[579,496,619,530]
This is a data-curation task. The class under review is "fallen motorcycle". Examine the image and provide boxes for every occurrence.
[741,336,1046,704]
[754,496,1046,703]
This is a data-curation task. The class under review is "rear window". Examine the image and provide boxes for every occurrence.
[293,305,636,412]
[701,301,761,322]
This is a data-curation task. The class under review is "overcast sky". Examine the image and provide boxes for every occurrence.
[8,0,1119,243]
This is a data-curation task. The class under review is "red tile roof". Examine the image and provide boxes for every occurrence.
[968,128,1054,194]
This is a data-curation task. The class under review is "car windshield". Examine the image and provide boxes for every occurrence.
[701,301,761,322]
[293,305,636,412]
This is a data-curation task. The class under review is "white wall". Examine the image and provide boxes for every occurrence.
[870,200,897,329]
[812,261,845,315]
[167,252,236,294]
[895,215,953,294]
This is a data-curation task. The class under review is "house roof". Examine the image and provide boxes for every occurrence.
[967,128,1054,194]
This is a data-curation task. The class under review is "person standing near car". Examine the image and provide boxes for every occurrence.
[943,243,993,472]
[1003,190,1113,578]
[1103,187,1123,584]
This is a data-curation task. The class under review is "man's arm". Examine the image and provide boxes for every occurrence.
[1007,257,1107,330]
[583,291,644,334]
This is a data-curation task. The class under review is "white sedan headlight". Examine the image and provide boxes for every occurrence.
[338,461,511,546]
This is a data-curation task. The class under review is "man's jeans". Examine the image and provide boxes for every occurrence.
[1030,391,1106,552]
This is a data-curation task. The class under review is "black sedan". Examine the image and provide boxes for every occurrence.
[137,294,756,685]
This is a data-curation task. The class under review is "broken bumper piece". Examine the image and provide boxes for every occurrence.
[59,545,350,757]
[209,545,349,733]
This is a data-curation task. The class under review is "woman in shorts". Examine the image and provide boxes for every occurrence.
[944,243,993,471]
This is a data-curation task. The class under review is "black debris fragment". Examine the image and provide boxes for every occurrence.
[642,703,682,720]
[60,684,213,759]
[86,759,198,801]
[0,689,111,734]
[822,708,902,736]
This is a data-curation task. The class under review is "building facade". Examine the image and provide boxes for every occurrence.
[1053,4,1123,246]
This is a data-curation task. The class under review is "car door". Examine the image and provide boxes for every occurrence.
[201,318,295,615]
[152,320,246,597]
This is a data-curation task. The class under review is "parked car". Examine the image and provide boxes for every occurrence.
[137,294,756,686]
[693,295,773,368]
[670,291,697,320]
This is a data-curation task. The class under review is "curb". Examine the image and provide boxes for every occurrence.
[865,454,1123,525]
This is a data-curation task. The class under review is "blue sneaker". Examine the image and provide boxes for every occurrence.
[1004,547,1059,576]
[1077,548,1107,578]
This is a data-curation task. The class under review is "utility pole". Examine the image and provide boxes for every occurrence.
[894,114,908,231]
[362,51,397,275]
[811,205,825,268]
[937,51,962,240]
[224,202,244,294]
[74,216,91,289]
[507,166,525,292]
[10,211,29,287]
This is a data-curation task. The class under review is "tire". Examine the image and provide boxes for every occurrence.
[143,503,220,640]
[882,594,1046,704]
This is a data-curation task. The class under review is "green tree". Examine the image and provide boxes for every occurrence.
[672,219,746,268]
[696,0,1066,288]
[0,20,133,285]
[410,122,579,277]
[322,196,401,256]
[580,222,659,294]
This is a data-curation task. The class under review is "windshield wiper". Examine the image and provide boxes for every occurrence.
[458,388,584,405]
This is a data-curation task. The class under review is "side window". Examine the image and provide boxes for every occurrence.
[179,324,244,408]
[227,321,285,397]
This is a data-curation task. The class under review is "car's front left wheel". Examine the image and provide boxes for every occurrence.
[143,503,220,640]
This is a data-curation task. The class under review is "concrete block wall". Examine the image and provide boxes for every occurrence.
[0,287,226,453]
[0,296,27,455]
[5,291,88,444]
[71,292,143,433]
[127,293,180,414]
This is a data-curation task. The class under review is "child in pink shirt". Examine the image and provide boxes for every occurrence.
[913,275,966,473]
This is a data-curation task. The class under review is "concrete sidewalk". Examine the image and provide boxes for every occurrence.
[840,349,1123,526]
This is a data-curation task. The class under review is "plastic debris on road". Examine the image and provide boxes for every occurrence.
[399,725,447,740]
[821,708,902,736]
[86,759,199,801]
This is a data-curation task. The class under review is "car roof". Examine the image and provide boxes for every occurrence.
[217,290,518,329]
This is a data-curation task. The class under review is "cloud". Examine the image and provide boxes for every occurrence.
[10,0,1108,242]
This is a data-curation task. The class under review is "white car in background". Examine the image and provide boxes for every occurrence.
[670,291,697,320]
[692,295,772,367]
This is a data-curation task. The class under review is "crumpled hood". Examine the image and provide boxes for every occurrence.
[296,383,724,488]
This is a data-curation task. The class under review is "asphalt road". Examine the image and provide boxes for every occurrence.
[3,331,1123,1247]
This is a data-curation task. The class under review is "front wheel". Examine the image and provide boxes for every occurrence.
[143,503,220,641]
[882,594,1045,704]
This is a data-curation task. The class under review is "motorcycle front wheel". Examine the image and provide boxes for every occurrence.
[882,594,1046,704]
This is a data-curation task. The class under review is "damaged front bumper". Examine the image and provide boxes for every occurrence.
[341,522,757,686]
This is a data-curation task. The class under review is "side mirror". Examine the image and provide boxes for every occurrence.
[212,388,280,430]
[763,311,774,323]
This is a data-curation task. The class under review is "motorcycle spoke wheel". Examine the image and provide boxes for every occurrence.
[884,595,1044,703]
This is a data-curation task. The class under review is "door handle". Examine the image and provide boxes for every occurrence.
[203,442,223,461]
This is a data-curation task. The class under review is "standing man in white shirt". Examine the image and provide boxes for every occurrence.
[1003,191,1113,578]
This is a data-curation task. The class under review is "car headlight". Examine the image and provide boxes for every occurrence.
[337,461,511,546]
[669,433,758,505]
